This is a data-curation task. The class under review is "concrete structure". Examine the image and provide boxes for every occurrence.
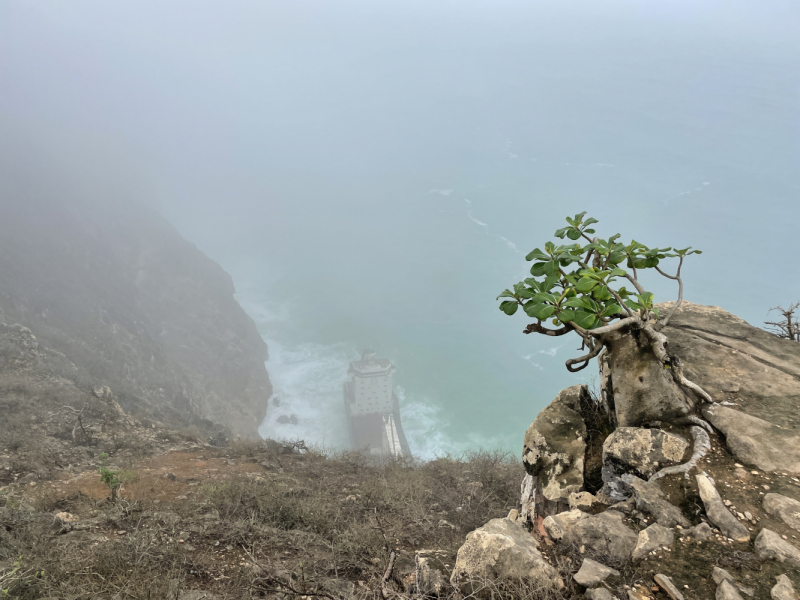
[344,351,411,457]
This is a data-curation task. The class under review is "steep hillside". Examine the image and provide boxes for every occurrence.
[0,197,271,437]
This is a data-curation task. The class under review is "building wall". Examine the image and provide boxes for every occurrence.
[350,371,393,416]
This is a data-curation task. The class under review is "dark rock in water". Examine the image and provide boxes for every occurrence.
[277,414,299,425]
[0,198,272,437]
[289,414,298,425]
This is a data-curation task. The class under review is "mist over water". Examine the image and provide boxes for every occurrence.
[2,1,798,456]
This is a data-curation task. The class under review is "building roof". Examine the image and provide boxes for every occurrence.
[348,351,395,376]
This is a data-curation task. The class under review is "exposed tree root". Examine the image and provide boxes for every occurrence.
[649,425,711,482]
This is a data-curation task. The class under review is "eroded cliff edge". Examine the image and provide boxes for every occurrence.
[0,198,271,438]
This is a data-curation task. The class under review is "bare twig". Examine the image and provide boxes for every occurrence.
[565,340,604,373]
[655,255,684,329]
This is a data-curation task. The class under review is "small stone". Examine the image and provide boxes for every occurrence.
[632,523,674,562]
[717,579,744,600]
[771,574,799,600]
[764,493,800,532]
[573,557,620,587]
[712,567,734,585]
[654,573,685,600]
[696,473,751,543]
[744,511,753,521]
[569,491,597,511]
[755,529,800,568]
[586,589,615,600]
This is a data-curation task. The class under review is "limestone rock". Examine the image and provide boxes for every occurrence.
[522,385,588,505]
[562,510,638,564]
[569,491,597,511]
[702,405,800,474]
[717,580,744,600]
[586,589,616,600]
[657,302,800,474]
[712,567,734,585]
[771,574,799,600]
[755,529,800,568]
[603,427,689,479]
[654,573,685,600]
[624,476,690,528]
[764,493,800,532]
[695,473,750,543]
[632,523,674,562]
[450,518,561,595]
[573,557,620,587]
[542,509,589,541]
[414,549,452,596]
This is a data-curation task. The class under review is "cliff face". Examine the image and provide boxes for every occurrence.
[0,198,271,438]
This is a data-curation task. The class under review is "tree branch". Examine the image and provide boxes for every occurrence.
[523,323,571,336]
[655,255,684,329]
[584,315,640,337]
[565,340,604,372]
[624,273,646,295]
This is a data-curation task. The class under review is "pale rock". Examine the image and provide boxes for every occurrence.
[522,385,588,505]
[717,580,744,600]
[569,491,597,511]
[573,557,620,587]
[562,510,638,564]
[54,511,78,523]
[771,574,799,600]
[755,529,800,568]
[632,523,674,562]
[450,518,562,595]
[654,573,685,600]
[542,509,589,541]
[603,427,689,479]
[702,406,800,474]
[624,475,690,528]
[506,508,520,523]
[712,567,734,585]
[586,589,616,600]
[696,473,750,542]
[764,493,800,532]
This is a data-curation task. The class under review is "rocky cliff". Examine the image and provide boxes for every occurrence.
[0,198,271,438]
[447,302,800,599]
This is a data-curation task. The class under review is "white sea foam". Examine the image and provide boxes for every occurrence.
[259,338,359,449]
[467,211,488,227]
[428,188,453,196]
[500,236,519,252]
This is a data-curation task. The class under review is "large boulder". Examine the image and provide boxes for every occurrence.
[763,493,800,532]
[701,405,800,474]
[603,427,689,479]
[450,518,562,595]
[561,510,638,564]
[522,385,589,509]
[659,302,800,474]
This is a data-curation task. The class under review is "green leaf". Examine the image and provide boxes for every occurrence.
[524,303,556,320]
[575,277,598,293]
[562,297,586,309]
[496,290,516,300]
[554,227,569,239]
[573,311,598,329]
[637,292,654,307]
[609,268,627,277]
[592,286,613,302]
[525,248,550,261]
[600,303,623,318]
[651,306,660,320]
[530,262,549,277]
[499,301,519,315]
[624,299,642,312]
[567,229,582,240]
[542,272,560,292]
[517,288,537,299]
[557,309,576,323]
[583,217,598,227]
[524,278,543,291]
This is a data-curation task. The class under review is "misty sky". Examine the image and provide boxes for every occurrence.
[2,1,799,455]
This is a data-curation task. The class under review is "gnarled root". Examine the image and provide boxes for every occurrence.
[640,323,714,404]
[649,424,711,482]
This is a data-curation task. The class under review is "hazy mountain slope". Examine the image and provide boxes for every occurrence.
[0,197,271,437]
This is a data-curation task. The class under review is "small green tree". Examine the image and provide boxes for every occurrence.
[498,212,711,427]
[97,453,121,502]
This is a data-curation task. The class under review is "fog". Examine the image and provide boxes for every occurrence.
[2,1,799,455]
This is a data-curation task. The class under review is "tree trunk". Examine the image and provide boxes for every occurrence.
[603,327,693,427]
